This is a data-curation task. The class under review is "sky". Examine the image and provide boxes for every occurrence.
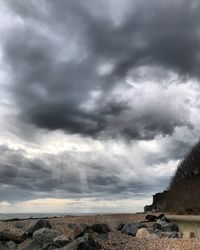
[0,0,200,213]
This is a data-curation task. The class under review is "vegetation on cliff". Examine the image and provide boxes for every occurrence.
[146,141,200,214]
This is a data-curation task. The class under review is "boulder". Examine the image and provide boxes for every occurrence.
[135,228,150,238]
[159,231,179,238]
[76,233,101,250]
[135,228,159,239]
[73,223,89,239]
[53,235,70,248]
[156,219,168,226]
[0,230,26,243]
[25,228,59,250]
[153,221,178,233]
[145,215,157,222]
[0,241,17,250]
[26,219,52,236]
[33,228,58,245]
[121,222,143,236]
[56,233,101,250]
[91,224,111,234]
[160,223,178,232]
[157,214,169,223]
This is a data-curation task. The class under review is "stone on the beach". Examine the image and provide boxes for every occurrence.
[135,228,159,239]
[153,221,178,232]
[55,233,101,250]
[76,233,101,250]
[53,235,71,248]
[33,228,59,245]
[159,231,179,238]
[121,222,143,236]
[160,223,178,232]
[0,230,26,243]
[156,219,168,226]
[0,241,17,250]
[26,219,52,236]
[152,223,162,231]
[145,215,157,222]
[91,224,111,234]
[157,214,169,223]
[25,228,59,250]
[73,223,89,239]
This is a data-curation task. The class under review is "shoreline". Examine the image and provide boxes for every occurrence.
[1,213,200,249]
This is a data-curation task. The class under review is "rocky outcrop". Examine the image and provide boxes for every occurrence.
[144,190,169,212]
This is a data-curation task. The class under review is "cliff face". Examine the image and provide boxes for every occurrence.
[145,141,200,214]
[144,190,168,212]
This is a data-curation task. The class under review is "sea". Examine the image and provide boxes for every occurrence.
[0,213,94,220]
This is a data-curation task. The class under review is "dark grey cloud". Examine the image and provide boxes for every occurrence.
[0,144,168,202]
[2,0,199,140]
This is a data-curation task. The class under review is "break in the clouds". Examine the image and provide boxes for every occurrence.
[0,0,200,212]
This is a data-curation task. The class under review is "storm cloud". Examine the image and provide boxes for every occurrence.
[1,0,199,139]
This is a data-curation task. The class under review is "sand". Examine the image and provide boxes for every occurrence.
[1,213,200,250]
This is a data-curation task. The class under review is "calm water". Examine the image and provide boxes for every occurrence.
[0,213,95,220]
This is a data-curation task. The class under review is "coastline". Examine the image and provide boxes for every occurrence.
[1,213,200,249]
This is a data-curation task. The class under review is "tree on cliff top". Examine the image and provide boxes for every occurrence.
[170,141,200,188]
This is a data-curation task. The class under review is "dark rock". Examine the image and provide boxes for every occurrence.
[25,228,59,250]
[0,230,26,243]
[56,233,101,250]
[152,223,162,231]
[145,215,157,222]
[26,219,52,236]
[156,214,169,223]
[159,231,178,238]
[33,228,58,245]
[161,223,178,232]
[116,224,125,231]
[73,223,89,239]
[0,241,17,250]
[91,224,111,234]
[53,235,70,248]
[156,219,169,227]
[76,233,101,250]
[121,222,143,236]
[157,214,165,220]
